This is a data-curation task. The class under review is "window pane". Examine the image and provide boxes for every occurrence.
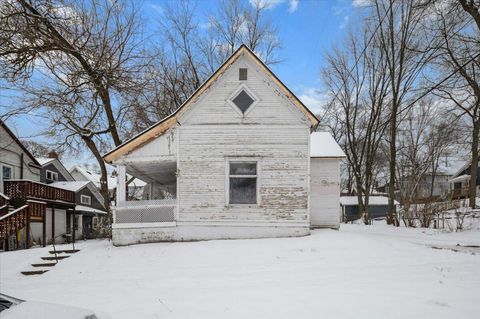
[239,68,248,80]
[2,166,12,179]
[230,177,256,204]
[232,90,254,113]
[230,162,256,175]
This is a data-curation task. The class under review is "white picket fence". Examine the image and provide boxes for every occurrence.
[114,199,177,224]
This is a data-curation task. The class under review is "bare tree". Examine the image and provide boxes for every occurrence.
[322,25,390,224]
[372,0,435,225]
[396,99,459,206]
[0,0,150,215]
[125,0,283,130]
[428,0,480,208]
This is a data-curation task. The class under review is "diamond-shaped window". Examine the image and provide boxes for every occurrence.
[232,90,254,113]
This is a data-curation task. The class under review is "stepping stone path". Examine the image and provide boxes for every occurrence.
[21,249,80,276]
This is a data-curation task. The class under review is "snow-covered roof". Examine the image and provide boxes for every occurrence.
[36,157,55,165]
[310,132,346,158]
[340,196,399,206]
[75,205,107,215]
[69,165,146,190]
[50,181,91,192]
[449,174,470,184]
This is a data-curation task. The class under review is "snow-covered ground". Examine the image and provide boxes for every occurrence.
[1,222,480,319]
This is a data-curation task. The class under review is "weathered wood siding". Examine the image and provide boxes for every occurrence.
[120,127,177,163]
[310,158,341,228]
[0,126,40,193]
[177,54,311,224]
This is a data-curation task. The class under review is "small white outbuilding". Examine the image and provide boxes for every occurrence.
[310,132,346,229]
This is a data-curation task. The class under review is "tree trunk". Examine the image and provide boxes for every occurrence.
[82,136,111,223]
[387,112,399,226]
[469,119,479,208]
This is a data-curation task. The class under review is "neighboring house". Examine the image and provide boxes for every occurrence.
[69,165,145,202]
[36,155,107,241]
[0,120,76,250]
[340,196,400,221]
[0,120,41,194]
[448,161,480,199]
[104,45,344,246]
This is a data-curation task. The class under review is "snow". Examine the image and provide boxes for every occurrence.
[310,132,346,158]
[340,195,400,206]
[449,174,470,183]
[1,223,479,319]
[35,158,55,166]
[1,301,99,319]
[49,181,91,192]
[75,205,107,215]
[69,165,146,190]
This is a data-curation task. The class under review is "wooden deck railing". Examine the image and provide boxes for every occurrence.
[0,204,29,242]
[4,180,75,204]
[0,193,8,216]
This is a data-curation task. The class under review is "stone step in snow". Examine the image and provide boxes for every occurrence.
[21,270,49,276]
[41,255,70,261]
[31,262,57,267]
[48,249,80,254]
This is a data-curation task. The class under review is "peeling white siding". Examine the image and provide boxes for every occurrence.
[176,55,311,227]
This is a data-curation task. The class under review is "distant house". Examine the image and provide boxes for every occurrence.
[0,120,41,193]
[103,45,345,246]
[69,165,145,202]
[340,196,400,221]
[36,155,107,241]
[0,120,76,250]
[448,161,480,199]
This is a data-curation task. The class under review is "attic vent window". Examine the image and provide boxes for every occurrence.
[232,90,254,113]
[239,68,248,80]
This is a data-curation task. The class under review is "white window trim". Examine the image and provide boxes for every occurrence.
[1,164,13,180]
[80,194,92,206]
[225,158,261,207]
[226,84,260,117]
[46,169,58,181]
[92,216,100,229]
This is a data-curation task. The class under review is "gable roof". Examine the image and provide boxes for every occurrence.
[37,157,75,181]
[51,180,106,209]
[310,132,346,158]
[0,119,41,167]
[104,45,319,163]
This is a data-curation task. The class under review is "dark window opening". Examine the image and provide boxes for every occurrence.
[232,90,254,113]
[229,162,257,204]
[239,68,248,80]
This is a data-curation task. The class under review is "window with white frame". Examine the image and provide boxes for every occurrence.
[228,161,258,204]
[80,194,91,205]
[46,170,58,181]
[2,165,12,181]
[92,216,100,229]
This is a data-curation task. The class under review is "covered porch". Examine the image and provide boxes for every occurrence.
[114,158,178,228]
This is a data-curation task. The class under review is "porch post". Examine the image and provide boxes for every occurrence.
[42,211,46,247]
[51,205,55,241]
[116,165,126,205]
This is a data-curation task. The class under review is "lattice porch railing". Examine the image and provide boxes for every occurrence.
[115,199,177,224]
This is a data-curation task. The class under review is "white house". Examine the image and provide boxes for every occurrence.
[104,45,344,246]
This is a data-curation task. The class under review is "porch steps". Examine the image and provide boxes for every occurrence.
[41,255,70,261]
[21,249,80,276]
[48,249,80,254]
[21,270,50,276]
